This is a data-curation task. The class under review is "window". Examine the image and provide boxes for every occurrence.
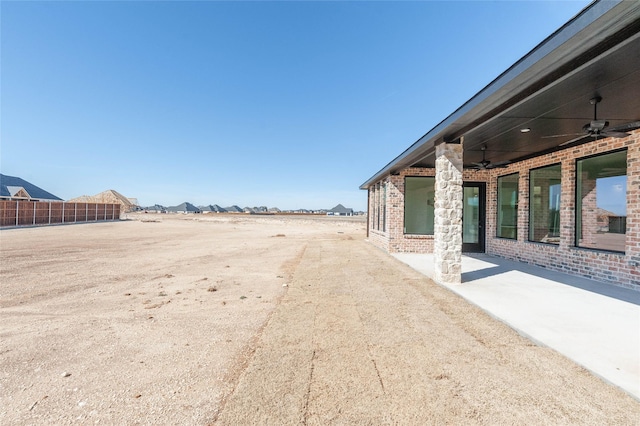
[371,181,387,232]
[371,186,378,230]
[497,173,519,239]
[376,183,381,230]
[576,150,627,252]
[529,165,561,244]
[382,182,387,232]
[404,177,435,235]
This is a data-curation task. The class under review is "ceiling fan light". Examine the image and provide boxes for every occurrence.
[520,128,531,133]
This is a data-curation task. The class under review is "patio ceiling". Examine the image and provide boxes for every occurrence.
[361,0,640,188]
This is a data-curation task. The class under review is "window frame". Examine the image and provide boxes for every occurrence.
[376,182,381,231]
[496,172,519,240]
[528,163,562,245]
[382,181,387,232]
[574,148,627,254]
[403,176,435,236]
[371,185,377,230]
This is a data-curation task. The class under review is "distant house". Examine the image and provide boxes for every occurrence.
[268,207,281,213]
[200,204,227,213]
[328,204,354,216]
[596,208,626,235]
[0,174,63,202]
[68,189,137,212]
[145,204,167,213]
[225,205,243,213]
[166,202,200,213]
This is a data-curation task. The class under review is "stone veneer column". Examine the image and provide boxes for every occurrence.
[434,141,463,284]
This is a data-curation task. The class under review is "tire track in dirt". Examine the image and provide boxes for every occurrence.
[211,244,309,424]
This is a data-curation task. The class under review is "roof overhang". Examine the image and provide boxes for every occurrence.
[360,0,640,189]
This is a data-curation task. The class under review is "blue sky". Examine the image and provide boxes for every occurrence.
[597,176,626,216]
[1,0,590,210]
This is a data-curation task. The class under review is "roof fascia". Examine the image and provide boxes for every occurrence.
[360,0,635,190]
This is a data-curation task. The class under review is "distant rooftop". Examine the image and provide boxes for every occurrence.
[0,174,63,201]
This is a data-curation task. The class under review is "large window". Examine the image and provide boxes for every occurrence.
[376,183,381,230]
[497,173,519,239]
[371,181,387,232]
[382,182,387,232]
[370,186,377,230]
[404,177,435,235]
[529,165,561,244]
[576,150,627,252]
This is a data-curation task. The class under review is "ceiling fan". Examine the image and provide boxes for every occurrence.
[470,145,510,170]
[543,96,639,146]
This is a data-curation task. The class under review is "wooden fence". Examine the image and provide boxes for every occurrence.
[0,201,121,227]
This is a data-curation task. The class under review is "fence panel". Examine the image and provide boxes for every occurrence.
[0,201,121,227]
[51,203,64,223]
[0,201,17,227]
[64,203,75,223]
[87,203,97,221]
[75,203,87,222]
[96,204,106,221]
[17,201,35,226]
[35,202,49,225]
[105,204,115,220]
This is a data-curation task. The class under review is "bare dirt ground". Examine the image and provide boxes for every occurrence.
[1,214,638,425]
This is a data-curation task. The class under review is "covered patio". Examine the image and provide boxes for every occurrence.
[362,0,640,289]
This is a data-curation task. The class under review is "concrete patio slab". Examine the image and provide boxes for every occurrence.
[393,252,640,400]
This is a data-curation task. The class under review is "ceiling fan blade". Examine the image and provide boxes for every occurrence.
[489,161,511,168]
[602,130,630,138]
[543,97,638,146]
[541,133,583,139]
[608,120,640,132]
[559,134,591,146]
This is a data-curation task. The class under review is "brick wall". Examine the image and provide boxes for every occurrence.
[486,130,639,290]
[366,129,639,290]
[367,168,435,253]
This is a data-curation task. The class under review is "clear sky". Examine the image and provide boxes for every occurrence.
[1,0,591,211]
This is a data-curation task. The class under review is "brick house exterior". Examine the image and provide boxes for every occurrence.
[367,131,639,290]
[361,1,640,291]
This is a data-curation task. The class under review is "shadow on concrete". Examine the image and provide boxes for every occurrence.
[462,253,640,306]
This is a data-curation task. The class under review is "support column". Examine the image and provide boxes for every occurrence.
[434,140,463,284]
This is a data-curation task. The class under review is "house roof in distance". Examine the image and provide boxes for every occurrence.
[167,202,200,212]
[330,204,353,214]
[68,189,135,208]
[0,173,63,201]
[224,205,244,213]
[199,204,227,212]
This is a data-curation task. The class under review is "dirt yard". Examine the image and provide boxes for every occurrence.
[1,214,638,425]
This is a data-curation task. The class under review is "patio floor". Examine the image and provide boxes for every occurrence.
[393,252,640,400]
